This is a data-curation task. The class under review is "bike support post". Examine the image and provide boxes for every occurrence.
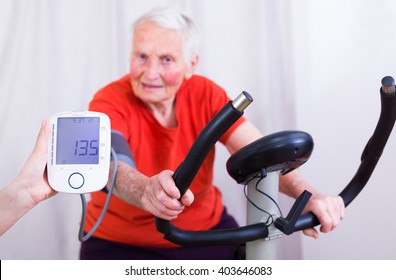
[246,172,283,259]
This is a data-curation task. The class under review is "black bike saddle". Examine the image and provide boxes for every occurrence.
[226,130,314,184]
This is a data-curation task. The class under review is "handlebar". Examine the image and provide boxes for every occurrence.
[172,92,252,198]
[155,76,396,244]
[156,92,273,246]
[282,76,396,234]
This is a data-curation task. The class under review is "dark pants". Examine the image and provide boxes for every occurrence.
[80,208,245,260]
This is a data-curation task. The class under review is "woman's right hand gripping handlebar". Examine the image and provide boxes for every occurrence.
[110,162,194,220]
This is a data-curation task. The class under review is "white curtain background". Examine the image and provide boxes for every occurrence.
[0,0,396,260]
[292,0,396,259]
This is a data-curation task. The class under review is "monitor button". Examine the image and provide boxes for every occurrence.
[68,172,85,189]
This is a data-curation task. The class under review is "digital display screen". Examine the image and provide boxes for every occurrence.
[56,117,100,164]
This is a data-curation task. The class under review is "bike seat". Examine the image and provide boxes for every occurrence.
[226,130,314,183]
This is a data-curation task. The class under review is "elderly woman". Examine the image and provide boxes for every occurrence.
[80,7,345,260]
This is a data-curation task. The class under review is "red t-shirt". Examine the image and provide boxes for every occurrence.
[84,74,245,247]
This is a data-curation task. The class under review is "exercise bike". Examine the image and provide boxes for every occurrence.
[155,76,396,259]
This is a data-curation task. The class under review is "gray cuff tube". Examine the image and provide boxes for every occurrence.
[111,130,136,168]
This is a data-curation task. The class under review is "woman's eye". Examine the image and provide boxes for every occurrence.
[138,54,146,60]
[161,56,173,63]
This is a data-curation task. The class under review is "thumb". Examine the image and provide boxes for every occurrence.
[180,189,194,207]
[303,228,319,239]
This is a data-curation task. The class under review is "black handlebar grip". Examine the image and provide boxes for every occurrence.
[156,217,268,246]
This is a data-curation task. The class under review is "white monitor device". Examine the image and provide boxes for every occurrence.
[47,111,111,193]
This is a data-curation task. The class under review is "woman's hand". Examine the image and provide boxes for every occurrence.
[302,193,345,239]
[141,170,194,220]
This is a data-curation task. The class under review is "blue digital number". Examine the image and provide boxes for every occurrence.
[75,140,99,156]
[89,140,99,156]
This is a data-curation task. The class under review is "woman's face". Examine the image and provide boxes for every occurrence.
[130,20,197,106]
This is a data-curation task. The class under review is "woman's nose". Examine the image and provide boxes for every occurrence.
[144,60,160,80]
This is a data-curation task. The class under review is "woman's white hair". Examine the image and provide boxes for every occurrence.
[132,7,200,61]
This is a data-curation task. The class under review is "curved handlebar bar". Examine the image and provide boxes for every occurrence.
[285,76,396,233]
[155,92,273,246]
[172,92,252,198]
[155,76,396,244]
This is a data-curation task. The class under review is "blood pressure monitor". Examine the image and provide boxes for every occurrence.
[47,111,111,193]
